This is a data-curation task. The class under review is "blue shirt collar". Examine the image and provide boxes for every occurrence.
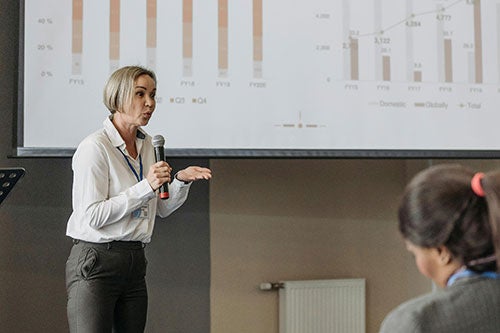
[447,267,500,287]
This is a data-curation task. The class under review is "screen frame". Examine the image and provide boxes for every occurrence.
[14,0,500,159]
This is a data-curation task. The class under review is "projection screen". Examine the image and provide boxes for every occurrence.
[17,0,500,157]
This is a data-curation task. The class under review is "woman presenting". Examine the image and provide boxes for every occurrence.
[65,66,211,332]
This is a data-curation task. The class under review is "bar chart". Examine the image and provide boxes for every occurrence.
[147,0,156,70]
[341,0,496,84]
[67,0,265,79]
[65,0,500,84]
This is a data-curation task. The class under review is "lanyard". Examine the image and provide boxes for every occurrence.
[118,148,143,182]
[447,268,500,287]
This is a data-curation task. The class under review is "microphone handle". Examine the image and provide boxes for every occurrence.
[154,146,169,200]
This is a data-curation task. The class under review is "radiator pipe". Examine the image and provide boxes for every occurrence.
[259,282,284,291]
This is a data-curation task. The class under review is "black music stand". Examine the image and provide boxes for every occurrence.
[0,168,25,205]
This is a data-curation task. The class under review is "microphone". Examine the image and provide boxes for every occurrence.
[152,135,169,199]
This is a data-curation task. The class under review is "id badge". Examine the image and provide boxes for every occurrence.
[132,205,149,219]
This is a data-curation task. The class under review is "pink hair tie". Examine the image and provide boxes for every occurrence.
[471,172,486,197]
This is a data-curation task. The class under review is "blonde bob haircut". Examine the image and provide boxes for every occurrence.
[103,66,157,114]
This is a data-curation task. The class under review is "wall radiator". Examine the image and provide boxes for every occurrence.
[279,279,365,333]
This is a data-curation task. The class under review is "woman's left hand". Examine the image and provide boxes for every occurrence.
[175,166,212,183]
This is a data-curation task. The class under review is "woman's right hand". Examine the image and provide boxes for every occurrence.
[146,161,172,191]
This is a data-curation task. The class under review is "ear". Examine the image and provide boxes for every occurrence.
[436,246,453,265]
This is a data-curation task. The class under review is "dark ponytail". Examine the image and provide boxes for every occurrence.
[398,164,496,273]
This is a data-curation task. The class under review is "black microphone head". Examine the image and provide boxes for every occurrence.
[152,135,165,147]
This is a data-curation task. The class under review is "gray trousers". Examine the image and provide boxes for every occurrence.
[66,240,148,333]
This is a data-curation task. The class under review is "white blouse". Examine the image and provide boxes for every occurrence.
[66,116,191,243]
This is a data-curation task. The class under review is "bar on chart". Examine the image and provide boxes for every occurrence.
[183,0,193,77]
[374,0,382,80]
[253,0,263,78]
[342,0,351,80]
[436,4,445,82]
[147,0,157,70]
[382,55,391,81]
[110,0,120,72]
[72,0,83,75]
[444,38,453,83]
[406,0,414,82]
[498,3,500,83]
[414,70,422,82]
[474,0,483,83]
[468,52,475,83]
[350,38,359,80]
[218,0,228,77]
